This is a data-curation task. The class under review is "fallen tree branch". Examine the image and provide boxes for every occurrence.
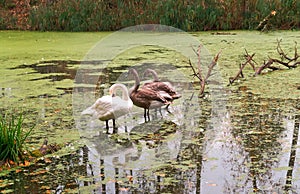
[229,40,299,85]
[229,53,255,85]
[256,10,276,32]
[245,49,257,71]
[254,58,274,76]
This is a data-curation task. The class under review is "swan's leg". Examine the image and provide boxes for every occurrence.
[112,119,117,133]
[105,120,109,134]
[158,107,163,117]
[153,108,160,118]
[144,108,147,121]
[165,104,173,115]
[165,104,172,114]
[165,104,170,110]
[147,108,150,121]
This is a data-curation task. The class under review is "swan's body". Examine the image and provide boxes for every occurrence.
[128,68,170,121]
[81,83,133,133]
[143,69,181,105]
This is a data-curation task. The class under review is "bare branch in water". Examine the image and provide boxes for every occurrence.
[189,45,221,97]
[229,40,299,85]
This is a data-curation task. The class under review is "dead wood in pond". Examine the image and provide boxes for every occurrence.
[256,10,277,32]
[229,51,255,85]
[229,39,299,85]
[189,45,221,97]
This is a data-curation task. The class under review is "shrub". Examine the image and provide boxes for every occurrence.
[0,114,33,163]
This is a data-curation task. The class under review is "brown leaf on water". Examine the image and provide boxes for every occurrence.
[41,186,51,190]
[127,175,133,182]
[208,183,217,187]
[30,169,48,176]
[15,169,22,173]
[44,158,52,163]
[119,187,129,191]
[20,160,30,167]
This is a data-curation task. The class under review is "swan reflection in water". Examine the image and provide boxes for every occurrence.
[80,119,182,193]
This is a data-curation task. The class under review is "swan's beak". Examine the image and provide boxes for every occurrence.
[109,90,115,97]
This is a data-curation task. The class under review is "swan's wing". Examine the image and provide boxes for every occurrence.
[111,96,133,118]
[157,91,173,101]
[143,81,178,96]
[136,88,169,104]
[82,96,114,120]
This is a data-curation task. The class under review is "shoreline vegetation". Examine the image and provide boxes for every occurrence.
[0,0,299,31]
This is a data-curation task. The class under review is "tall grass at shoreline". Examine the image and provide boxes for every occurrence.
[0,114,33,163]
[1,0,299,31]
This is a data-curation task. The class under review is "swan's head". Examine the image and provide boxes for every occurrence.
[81,105,96,116]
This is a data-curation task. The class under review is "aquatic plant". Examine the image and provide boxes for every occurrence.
[0,114,33,163]
[1,0,299,31]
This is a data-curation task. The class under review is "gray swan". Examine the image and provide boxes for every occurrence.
[128,68,170,121]
[143,68,181,108]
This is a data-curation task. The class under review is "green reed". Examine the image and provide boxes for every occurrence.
[1,0,300,31]
[0,114,33,163]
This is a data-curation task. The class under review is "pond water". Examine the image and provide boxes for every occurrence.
[1,30,300,193]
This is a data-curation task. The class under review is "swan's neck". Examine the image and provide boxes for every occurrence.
[110,84,130,101]
[130,69,140,92]
[149,69,159,81]
[121,90,130,101]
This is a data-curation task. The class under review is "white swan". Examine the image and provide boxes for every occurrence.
[81,83,133,133]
